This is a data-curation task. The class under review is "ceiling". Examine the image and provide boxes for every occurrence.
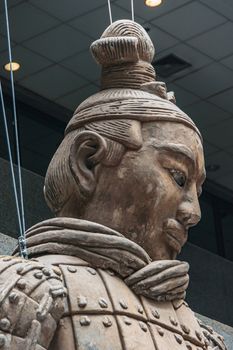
[1,0,233,192]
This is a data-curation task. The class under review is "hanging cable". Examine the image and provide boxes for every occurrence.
[4,0,26,235]
[131,0,135,21]
[0,82,23,240]
[107,0,113,24]
[3,0,27,258]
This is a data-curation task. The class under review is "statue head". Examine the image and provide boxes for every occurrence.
[44,20,206,261]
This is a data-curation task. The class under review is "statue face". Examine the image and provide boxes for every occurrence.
[83,121,206,260]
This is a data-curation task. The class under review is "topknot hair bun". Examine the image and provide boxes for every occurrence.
[91,20,155,66]
[65,20,200,141]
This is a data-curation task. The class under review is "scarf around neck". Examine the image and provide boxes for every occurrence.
[13,217,189,302]
[14,217,151,278]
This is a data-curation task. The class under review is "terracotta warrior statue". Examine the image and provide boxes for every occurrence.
[0,20,227,350]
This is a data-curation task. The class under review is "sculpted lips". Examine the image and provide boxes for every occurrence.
[164,219,187,254]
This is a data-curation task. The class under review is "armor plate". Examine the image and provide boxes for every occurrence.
[43,255,208,350]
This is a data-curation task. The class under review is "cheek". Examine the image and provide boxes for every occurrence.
[113,151,182,220]
[150,170,183,219]
[131,164,165,205]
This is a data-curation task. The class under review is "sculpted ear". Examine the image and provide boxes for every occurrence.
[69,131,107,198]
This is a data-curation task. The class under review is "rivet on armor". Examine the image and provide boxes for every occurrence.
[0,334,6,347]
[195,330,203,341]
[181,324,190,334]
[102,316,112,327]
[34,271,43,279]
[9,292,19,304]
[139,321,147,332]
[53,267,62,276]
[17,278,26,290]
[152,309,160,319]
[119,299,128,309]
[0,318,11,331]
[99,297,108,308]
[77,295,87,308]
[86,267,96,275]
[51,285,67,298]
[137,305,144,314]
[16,265,24,274]
[169,316,178,326]
[174,334,183,344]
[42,267,51,276]
[67,266,77,273]
[79,316,91,326]
[123,316,131,325]
[156,326,164,336]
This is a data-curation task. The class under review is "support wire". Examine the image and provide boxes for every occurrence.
[107,0,113,24]
[0,82,23,238]
[4,0,26,233]
[131,0,135,21]
[3,0,27,258]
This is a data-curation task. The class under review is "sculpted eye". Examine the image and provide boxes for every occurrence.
[169,169,186,187]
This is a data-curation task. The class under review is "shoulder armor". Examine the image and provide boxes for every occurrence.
[0,255,66,350]
[198,318,227,350]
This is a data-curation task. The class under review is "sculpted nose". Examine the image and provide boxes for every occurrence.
[176,194,201,228]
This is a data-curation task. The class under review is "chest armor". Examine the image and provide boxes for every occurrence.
[44,256,207,350]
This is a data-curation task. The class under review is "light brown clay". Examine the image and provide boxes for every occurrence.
[0,20,227,349]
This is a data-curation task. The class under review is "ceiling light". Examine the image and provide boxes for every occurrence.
[4,62,20,72]
[145,0,162,7]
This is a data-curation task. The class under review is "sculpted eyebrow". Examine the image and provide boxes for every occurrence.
[152,142,207,184]
[151,142,195,166]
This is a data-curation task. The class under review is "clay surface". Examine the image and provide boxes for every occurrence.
[0,20,227,350]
